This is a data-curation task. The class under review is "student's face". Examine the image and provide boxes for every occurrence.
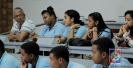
[49,53,62,68]
[88,16,96,29]
[42,13,53,25]
[13,9,25,23]
[20,49,33,63]
[63,13,73,26]
[125,14,133,28]
[91,45,104,64]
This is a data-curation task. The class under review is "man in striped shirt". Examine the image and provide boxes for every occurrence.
[8,7,36,42]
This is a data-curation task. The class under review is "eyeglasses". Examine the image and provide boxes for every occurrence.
[13,14,23,18]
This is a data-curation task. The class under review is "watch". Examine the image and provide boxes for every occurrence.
[70,26,75,29]
[93,28,97,32]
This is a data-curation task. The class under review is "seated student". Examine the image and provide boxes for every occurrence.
[91,38,133,68]
[20,41,50,68]
[49,46,86,68]
[0,40,20,68]
[29,6,65,40]
[82,12,113,41]
[112,10,133,63]
[8,7,36,42]
[57,10,87,44]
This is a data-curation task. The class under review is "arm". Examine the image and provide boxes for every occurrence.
[69,25,86,39]
[56,36,67,44]
[56,27,68,44]
[13,31,28,42]
[82,29,93,40]
[7,32,15,41]
[15,21,36,42]
[82,32,88,40]
[92,27,98,41]
[123,32,133,47]
[68,27,75,39]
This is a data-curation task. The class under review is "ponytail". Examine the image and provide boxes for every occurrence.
[78,20,84,26]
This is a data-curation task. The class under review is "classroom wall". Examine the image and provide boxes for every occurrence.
[13,0,133,25]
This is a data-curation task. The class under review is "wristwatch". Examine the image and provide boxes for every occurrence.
[93,28,97,32]
[70,26,75,29]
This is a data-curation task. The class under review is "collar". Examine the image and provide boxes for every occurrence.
[16,18,27,27]
[46,21,59,29]
[0,51,7,64]
[30,57,40,68]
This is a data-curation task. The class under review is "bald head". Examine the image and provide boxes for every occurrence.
[13,7,24,14]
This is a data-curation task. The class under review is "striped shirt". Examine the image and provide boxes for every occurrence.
[11,18,36,35]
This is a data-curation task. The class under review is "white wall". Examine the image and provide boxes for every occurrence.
[13,0,133,25]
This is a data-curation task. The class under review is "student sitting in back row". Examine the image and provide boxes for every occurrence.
[0,40,20,68]
[91,38,133,68]
[57,9,87,44]
[29,6,65,41]
[112,10,133,63]
[82,12,113,41]
[8,7,36,42]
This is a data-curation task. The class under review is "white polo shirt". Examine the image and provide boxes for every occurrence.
[11,18,36,35]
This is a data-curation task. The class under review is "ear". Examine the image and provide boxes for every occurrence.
[95,21,98,26]
[30,54,34,59]
[101,52,107,58]
[51,15,54,18]
[71,17,74,22]
[23,14,25,17]
[58,57,63,64]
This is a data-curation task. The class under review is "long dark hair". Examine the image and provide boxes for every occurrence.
[89,12,113,38]
[41,6,57,19]
[125,10,133,36]
[65,10,84,26]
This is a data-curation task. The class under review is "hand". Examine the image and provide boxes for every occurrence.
[72,24,80,29]
[29,32,36,39]
[92,27,98,32]
[7,34,15,41]
[117,26,124,37]
[122,25,128,33]
[20,60,28,68]
[31,35,38,40]
[87,29,93,39]
[56,38,61,44]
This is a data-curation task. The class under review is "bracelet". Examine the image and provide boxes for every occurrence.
[93,28,97,32]
[70,26,75,29]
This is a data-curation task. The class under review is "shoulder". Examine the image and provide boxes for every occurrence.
[103,28,111,32]
[2,53,19,65]
[38,57,50,64]
[3,53,19,62]
[79,26,86,30]
[37,57,51,67]
[56,22,65,27]
[22,19,34,26]
[68,61,86,68]
[25,19,34,24]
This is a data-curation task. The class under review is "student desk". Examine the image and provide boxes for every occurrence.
[3,42,133,58]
